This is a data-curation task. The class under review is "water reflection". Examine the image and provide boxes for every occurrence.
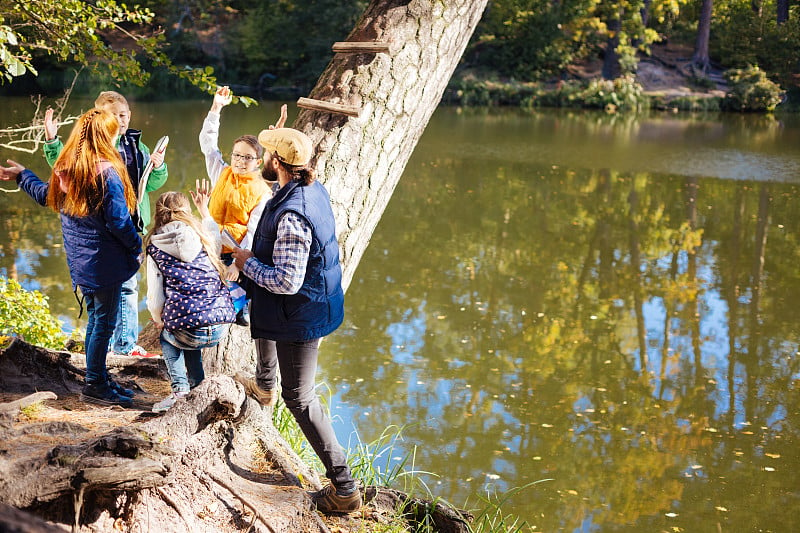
[2,100,800,531]
[326,125,800,531]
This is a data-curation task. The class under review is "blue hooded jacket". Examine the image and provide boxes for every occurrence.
[17,168,141,293]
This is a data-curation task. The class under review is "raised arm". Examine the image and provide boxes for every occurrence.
[199,86,233,185]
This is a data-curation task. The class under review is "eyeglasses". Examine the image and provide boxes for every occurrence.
[231,152,259,162]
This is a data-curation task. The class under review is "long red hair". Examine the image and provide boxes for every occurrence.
[46,108,135,216]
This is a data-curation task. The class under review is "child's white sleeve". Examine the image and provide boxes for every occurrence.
[202,215,223,256]
[199,110,227,186]
[146,255,166,324]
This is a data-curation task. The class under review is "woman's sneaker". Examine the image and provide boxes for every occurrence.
[311,485,362,514]
[81,382,133,408]
[152,391,188,413]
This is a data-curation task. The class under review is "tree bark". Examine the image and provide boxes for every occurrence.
[692,0,713,72]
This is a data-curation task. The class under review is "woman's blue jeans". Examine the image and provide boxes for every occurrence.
[84,284,122,385]
[160,324,228,393]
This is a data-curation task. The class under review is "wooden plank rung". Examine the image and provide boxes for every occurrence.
[297,97,360,118]
[332,41,390,54]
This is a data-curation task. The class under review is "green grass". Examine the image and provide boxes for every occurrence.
[467,480,554,532]
[270,383,551,532]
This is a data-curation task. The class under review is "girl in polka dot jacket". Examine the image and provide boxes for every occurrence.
[145,183,235,412]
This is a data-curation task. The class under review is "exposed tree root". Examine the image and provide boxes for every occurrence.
[0,337,473,532]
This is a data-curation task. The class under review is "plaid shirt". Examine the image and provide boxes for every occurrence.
[242,212,312,294]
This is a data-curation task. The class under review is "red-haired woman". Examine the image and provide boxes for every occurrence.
[0,108,141,407]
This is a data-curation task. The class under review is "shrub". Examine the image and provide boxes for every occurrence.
[549,75,647,111]
[0,277,67,349]
[723,65,784,112]
[444,77,542,107]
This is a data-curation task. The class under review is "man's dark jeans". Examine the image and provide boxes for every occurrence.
[255,337,356,492]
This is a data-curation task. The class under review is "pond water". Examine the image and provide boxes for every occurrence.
[2,96,800,531]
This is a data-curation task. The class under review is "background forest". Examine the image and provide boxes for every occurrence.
[0,0,798,105]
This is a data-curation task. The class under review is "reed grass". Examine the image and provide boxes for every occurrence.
[270,383,548,532]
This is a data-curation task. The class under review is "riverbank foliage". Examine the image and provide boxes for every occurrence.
[1,0,797,111]
[446,66,785,113]
[0,277,66,350]
[446,75,648,112]
[722,65,784,112]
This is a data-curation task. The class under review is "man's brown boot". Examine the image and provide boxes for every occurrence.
[234,373,277,407]
[312,485,362,514]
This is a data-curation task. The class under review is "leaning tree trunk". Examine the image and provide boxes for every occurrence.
[297,0,489,290]
[204,0,490,372]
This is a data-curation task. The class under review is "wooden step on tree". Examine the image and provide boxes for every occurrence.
[296,41,390,118]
